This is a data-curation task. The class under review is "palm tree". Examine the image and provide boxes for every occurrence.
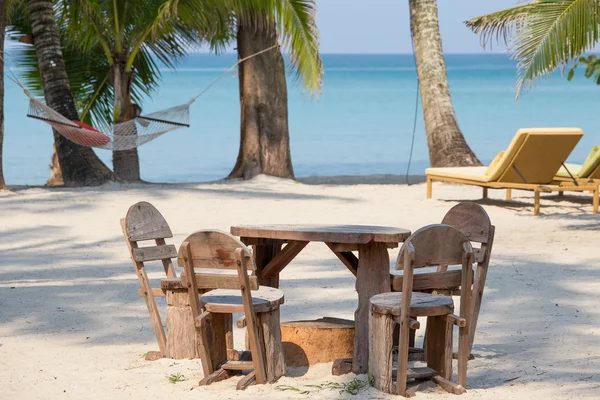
[26,0,115,186]
[410,0,480,167]
[230,4,321,179]
[465,0,599,97]
[0,0,6,190]
[58,0,228,182]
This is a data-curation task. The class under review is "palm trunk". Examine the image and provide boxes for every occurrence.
[0,0,7,190]
[28,0,115,186]
[112,62,141,182]
[228,15,294,180]
[409,0,481,167]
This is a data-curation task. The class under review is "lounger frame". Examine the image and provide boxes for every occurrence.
[426,174,599,216]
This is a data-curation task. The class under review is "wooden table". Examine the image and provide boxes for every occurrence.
[230,224,411,374]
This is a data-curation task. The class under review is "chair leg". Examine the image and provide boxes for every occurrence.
[235,248,268,385]
[468,271,486,356]
[408,328,416,348]
[593,187,599,214]
[506,188,512,201]
[534,189,541,216]
[396,317,411,396]
[197,311,214,378]
[426,177,433,199]
[199,369,230,386]
[236,371,257,390]
[482,187,488,199]
[457,325,469,388]
[425,316,452,380]
[432,375,467,395]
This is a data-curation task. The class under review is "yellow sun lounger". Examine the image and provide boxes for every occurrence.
[426,128,599,215]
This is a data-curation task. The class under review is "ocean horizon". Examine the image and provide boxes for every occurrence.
[3,52,598,185]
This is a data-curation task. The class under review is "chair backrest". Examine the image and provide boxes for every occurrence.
[588,162,600,179]
[396,225,473,271]
[395,225,474,326]
[489,128,582,184]
[441,202,494,265]
[177,230,258,291]
[121,201,177,282]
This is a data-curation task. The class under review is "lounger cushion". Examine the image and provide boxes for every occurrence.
[579,145,600,177]
[426,166,490,182]
[556,163,582,178]
[485,151,505,175]
[556,145,600,178]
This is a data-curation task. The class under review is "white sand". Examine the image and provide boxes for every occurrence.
[1,176,599,399]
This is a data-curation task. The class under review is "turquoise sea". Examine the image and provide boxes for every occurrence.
[3,53,599,185]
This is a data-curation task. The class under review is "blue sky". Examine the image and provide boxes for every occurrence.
[4,1,520,54]
[317,0,519,54]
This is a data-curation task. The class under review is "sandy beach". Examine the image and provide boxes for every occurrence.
[1,176,599,399]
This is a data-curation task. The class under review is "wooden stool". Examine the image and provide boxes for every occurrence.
[370,292,465,396]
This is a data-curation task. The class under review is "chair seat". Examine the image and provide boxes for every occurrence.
[370,292,453,317]
[200,286,284,314]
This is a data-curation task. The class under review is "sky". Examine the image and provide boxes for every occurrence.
[316,0,519,54]
[4,1,520,55]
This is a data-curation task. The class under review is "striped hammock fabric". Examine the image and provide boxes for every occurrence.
[27,95,191,151]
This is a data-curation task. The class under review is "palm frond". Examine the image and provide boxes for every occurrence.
[203,0,322,93]
[275,0,322,93]
[466,0,600,96]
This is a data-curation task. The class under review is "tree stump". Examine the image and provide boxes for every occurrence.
[281,317,355,367]
[166,289,200,359]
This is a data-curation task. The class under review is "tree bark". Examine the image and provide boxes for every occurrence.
[0,0,7,190]
[409,0,481,167]
[28,0,115,186]
[112,61,141,182]
[228,16,294,180]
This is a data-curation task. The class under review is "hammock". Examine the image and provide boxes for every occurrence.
[27,93,191,151]
[11,44,278,151]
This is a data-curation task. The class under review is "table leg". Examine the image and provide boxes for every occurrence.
[253,242,283,288]
[353,242,391,374]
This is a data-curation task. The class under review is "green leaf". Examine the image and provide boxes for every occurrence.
[466,0,600,97]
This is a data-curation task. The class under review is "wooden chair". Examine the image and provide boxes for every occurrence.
[370,225,473,397]
[121,201,178,357]
[391,202,494,357]
[441,202,494,354]
[178,230,285,390]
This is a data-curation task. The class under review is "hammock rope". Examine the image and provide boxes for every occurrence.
[3,44,279,151]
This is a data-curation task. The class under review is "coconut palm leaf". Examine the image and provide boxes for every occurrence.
[465,0,600,97]
[155,0,322,92]
[232,0,322,92]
